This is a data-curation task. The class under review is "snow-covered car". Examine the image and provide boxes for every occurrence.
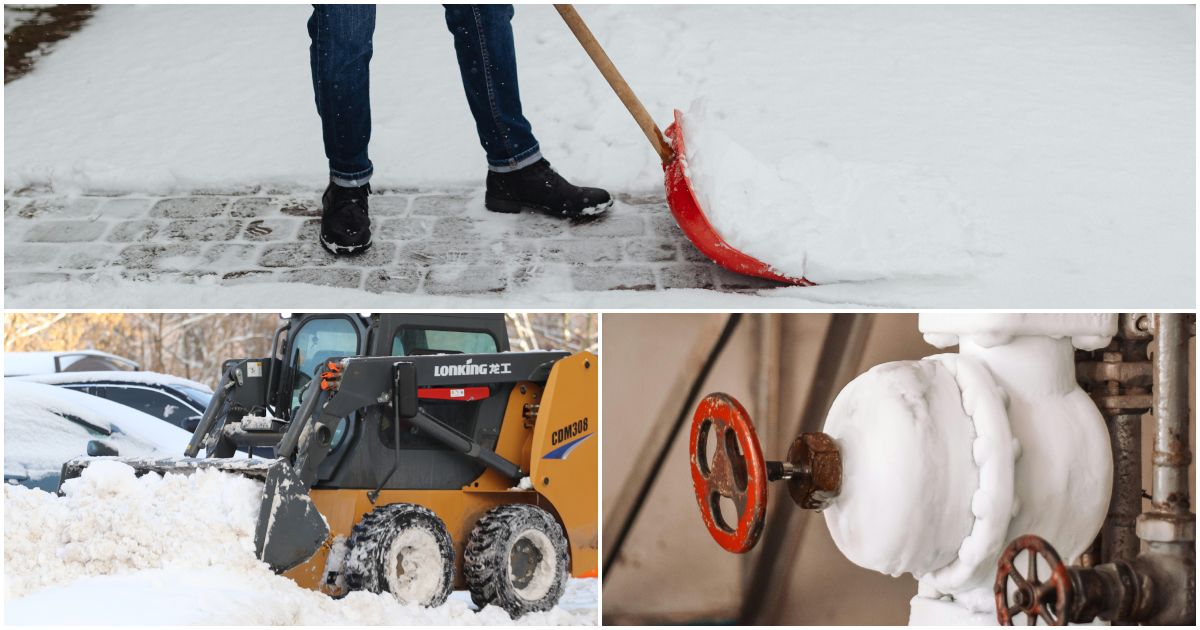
[4,350,141,376]
[3,380,193,492]
[9,371,213,432]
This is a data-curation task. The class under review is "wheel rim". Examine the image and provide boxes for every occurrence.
[509,528,556,602]
[386,528,443,605]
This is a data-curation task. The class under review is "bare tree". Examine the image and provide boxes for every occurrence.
[505,313,598,354]
[4,313,279,388]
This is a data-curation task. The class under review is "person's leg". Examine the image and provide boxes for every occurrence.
[443,4,540,171]
[309,4,375,255]
[309,4,375,185]
[444,4,612,219]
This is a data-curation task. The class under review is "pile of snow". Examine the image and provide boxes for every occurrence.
[4,460,264,600]
[679,98,979,284]
[4,461,597,625]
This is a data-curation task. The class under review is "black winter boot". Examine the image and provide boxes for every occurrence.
[485,159,612,219]
[320,181,372,256]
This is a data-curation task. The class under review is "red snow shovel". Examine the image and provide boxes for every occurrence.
[555,5,813,286]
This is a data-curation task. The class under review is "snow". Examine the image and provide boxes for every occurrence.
[4,461,264,600]
[508,476,533,491]
[9,369,213,394]
[4,462,597,625]
[4,4,1193,306]
[680,97,978,284]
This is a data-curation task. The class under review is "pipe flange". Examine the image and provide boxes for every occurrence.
[922,353,1017,596]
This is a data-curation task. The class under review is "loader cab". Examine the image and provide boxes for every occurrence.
[294,313,517,491]
[275,314,370,453]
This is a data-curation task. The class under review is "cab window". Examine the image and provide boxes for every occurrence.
[289,318,359,413]
[392,329,497,356]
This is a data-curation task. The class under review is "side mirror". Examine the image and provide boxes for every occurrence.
[87,440,118,457]
[393,362,418,419]
[181,416,201,432]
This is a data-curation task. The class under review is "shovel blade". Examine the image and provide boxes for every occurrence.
[253,461,329,574]
[663,109,814,287]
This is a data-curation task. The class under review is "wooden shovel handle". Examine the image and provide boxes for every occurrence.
[554,4,675,165]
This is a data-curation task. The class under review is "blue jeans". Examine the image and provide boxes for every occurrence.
[308,4,541,186]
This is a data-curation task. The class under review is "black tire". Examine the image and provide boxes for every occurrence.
[464,503,570,619]
[342,503,455,607]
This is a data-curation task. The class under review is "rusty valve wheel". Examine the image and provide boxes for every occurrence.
[688,393,768,553]
[995,535,1075,626]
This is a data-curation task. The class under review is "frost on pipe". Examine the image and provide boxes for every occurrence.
[821,360,981,578]
[678,98,979,285]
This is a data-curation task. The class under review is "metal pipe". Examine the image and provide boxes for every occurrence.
[1151,313,1191,514]
[1104,413,1142,562]
[1076,314,1153,564]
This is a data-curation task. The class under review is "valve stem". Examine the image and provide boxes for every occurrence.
[765,461,797,481]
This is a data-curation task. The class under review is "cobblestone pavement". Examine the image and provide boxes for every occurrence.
[4,188,789,297]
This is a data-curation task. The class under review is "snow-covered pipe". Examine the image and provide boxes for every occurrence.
[817,313,1116,625]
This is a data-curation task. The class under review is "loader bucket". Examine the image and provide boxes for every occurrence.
[253,461,329,573]
[58,457,328,574]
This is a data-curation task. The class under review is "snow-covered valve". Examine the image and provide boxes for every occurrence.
[689,314,1119,626]
[688,393,841,553]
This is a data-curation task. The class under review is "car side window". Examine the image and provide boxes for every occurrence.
[103,387,193,427]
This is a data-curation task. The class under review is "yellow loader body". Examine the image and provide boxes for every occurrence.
[283,351,598,594]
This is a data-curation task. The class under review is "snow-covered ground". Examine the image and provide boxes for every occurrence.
[4,4,1194,307]
[4,462,598,625]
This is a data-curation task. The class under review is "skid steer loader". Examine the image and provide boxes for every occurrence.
[58,313,597,617]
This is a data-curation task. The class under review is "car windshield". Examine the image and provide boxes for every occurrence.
[172,385,213,408]
[392,329,497,356]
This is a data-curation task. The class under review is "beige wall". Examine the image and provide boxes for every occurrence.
[602,313,938,624]
[601,313,1196,625]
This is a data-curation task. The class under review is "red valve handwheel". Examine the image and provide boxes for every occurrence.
[995,535,1074,626]
[688,393,768,553]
